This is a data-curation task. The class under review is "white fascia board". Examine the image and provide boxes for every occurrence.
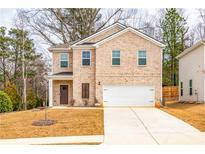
[48,48,71,52]
[176,41,205,59]
[93,27,165,48]
[71,23,126,47]
[71,45,96,49]
[47,75,73,80]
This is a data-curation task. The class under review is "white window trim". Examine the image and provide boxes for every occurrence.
[111,50,121,66]
[60,53,69,68]
[82,51,91,66]
[137,50,147,66]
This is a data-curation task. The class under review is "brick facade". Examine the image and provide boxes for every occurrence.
[49,24,162,106]
[52,51,73,74]
[95,31,162,103]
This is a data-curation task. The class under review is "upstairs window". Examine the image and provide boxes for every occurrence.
[82,51,91,66]
[60,53,68,68]
[138,50,147,65]
[112,50,120,65]
[180,81,183,96]
[189,80,193,96]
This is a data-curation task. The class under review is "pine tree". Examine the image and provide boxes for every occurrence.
[162,8,188,86]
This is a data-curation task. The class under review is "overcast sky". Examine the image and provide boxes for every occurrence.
[0,8,201,54]
[0,8,200,28]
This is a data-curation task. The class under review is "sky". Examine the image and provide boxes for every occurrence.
[0,8,17,29]
[0,8,200,28]
[0,8,201,52]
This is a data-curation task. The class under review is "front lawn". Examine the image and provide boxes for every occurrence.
[161,101,205,132]
[0,108,104,139]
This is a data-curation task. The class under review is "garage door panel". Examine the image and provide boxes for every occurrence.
[103,85,155,106]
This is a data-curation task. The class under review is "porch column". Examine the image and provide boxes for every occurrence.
[49,79,53,107]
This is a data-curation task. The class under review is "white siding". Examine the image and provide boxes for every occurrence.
[179,44,205,102]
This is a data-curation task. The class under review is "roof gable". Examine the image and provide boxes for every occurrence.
[93,27,165,48]
[71,22,126,47]
[176,40,205,59]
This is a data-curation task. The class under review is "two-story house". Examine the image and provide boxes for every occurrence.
[177,40,205,102]
[47,22,165,107]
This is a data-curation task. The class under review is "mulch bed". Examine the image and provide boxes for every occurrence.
[32,119,57,126]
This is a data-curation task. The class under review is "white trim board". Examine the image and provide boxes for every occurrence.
[47,75,73,80]
[48,48,71,51]
[176,40,205,59]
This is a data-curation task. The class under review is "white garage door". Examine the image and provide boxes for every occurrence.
[103,85,155,106]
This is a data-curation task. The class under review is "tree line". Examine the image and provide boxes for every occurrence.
[18,8,205,86]
[0,26,49,111]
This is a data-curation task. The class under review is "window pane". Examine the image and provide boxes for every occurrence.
[180,82,183,88]
[190,88,193,96]
[138,58,146,65]
[83,51,90,58]
[61,53,68,61]
[112,51,120,58]
[180,82,183,96]
[61,61,68,67]
[189,80,192,87]
[83,59,90,65]
[181,89,183,96]
[138,51,146,58]
[112,58,120,65]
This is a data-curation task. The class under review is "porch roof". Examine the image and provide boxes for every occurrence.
[47,72,73,80]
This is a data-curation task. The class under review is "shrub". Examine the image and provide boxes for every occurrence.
[4,81,21,111]
[70,99,76,106]
[36,97,44,107]
[27,90,37,109]
[0,91,13,112]
[83,99,89,106]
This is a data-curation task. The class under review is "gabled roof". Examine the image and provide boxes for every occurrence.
[71,22,126,47]
[48,22,165,51]
[176,40,205,59]
[93,27,165,48]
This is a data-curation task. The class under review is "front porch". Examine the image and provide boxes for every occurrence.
[47,72,73,106]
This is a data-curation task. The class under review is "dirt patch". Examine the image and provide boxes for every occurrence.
[161,101,205,132]
[0,108,104,139]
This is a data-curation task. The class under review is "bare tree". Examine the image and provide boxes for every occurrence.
[192,9,205,41]
[17,8,138,46]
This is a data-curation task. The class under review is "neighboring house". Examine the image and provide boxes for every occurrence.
[177,40,205,102]
[47,22,165,107]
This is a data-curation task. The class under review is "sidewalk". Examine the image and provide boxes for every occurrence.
[0,135,104,145]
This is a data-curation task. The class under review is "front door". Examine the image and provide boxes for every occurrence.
[60,85,68,105]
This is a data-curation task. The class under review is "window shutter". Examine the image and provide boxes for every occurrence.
[86,84,89,98]
[82,83,89,98]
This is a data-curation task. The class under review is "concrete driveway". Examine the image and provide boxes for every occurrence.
[104,107,204,145]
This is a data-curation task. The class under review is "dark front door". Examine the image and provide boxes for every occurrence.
[60,85,68,104]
